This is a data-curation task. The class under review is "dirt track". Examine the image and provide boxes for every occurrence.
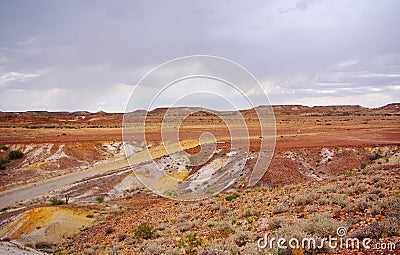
[0,140,210,207]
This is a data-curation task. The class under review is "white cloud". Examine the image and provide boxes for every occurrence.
[0,68,50,85]
[0,1,399,111]
[0,71,39,84]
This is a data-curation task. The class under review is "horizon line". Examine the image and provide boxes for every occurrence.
[0,102,398,114]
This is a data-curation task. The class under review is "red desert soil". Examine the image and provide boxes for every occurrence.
[0,104,399,254]
[0,104,399,191]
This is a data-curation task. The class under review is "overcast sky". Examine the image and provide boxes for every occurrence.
[0,0,399,112]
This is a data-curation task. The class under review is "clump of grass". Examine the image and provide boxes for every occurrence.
[269,216,289,230]
[225,194,239,201]
[350,222,382,239]
[354,183,368,194]
[35,241,53,250]
[351,213,400,239]
[238,206,260,218]
[230,230,255,247]
[355,194,379,212]
[49,197,65,205]
[330,194,350,208]
[273,213,341,253]
[294,192,319,206]
[95,196,104,203]
[374,181,385,189]
[134,222,155,239]
[344,186,356,196]
[177,233,202,254]
[178,222,195,233]
[273,203,289,214]
[321,184,337,194]
[380,213,400,237]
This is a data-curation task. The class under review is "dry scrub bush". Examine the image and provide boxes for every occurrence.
[355,194,380,212]
[272,213,342,254]
[269,216,290,230]
[229,230,256,247]
[200,239,238,255]
[134,222,155,239]
[321,184,337,194]
[294,191,320,206]
[350,213,400,240]
[273,203,289,214]
[330,193,349,208]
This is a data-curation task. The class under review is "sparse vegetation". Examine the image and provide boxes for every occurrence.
[35,241,53,250]
[7,150,24,160]
[49,197,65,205]
[0,107,399,255]
[134,222,155,240]
[225,194,239,201]
[1,207,10,212]
[177,233,202,254]
[273,203,289,214]
[95,196,104,203]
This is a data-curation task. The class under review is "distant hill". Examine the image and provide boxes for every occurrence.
[0,103,398,128]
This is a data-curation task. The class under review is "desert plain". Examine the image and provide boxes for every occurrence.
[0,104,399,254]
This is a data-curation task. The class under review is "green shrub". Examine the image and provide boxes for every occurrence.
[49,197,65,205]
[177,233,202,254]
[86,214,94,218]
[95,196,104,203]
[7,150,24,160]
[360,162,367,169]
[225,194,239,201]
[1,207,10,212]
[0,157,10,164]
[134,222,155,239]
[1,145,8,151]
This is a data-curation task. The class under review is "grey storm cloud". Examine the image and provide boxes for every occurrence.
[0,0,399,112]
